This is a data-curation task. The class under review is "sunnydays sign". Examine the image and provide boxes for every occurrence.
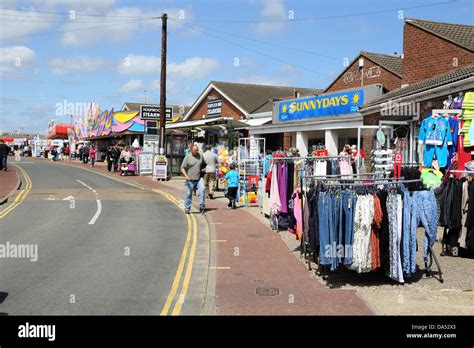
[277,89,364,122]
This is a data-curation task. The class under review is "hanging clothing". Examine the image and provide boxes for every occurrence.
[277,163,288,214]
[459,180,469,248]
[269,163,281,214]
[371,194,383,271]
[350,195,375,273]
[388,193,404,283]
[418,116,453,168]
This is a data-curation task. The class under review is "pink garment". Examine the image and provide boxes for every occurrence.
[89,148,96,159]
[339,159,353,179]
[269,163,281,214]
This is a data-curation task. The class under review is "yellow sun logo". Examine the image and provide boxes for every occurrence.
[352,93,360,105]
[282,104,288,113]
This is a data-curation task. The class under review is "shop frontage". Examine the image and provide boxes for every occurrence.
[249,84,384,156]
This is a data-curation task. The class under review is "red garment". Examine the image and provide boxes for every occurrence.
[265,170,272,193]
[352,149,365,158]
[313,149,328,157]
[456,120,473,177]
[89,148,96,159]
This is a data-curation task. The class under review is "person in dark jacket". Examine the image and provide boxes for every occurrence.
[0,140,10,171]
[83,145,90,164]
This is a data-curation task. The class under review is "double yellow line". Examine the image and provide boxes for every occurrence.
[154,189,198,316]
[0,165,32,219]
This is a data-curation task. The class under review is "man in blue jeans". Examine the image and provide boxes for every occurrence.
[181,145,205,214]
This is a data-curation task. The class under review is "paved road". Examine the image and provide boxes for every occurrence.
[0,160,198,315]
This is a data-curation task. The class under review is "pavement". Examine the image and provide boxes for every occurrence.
[0,159,21,205]
[27,158,373,315]
[0,159,208,315]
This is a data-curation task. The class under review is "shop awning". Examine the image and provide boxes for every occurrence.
[241,117,272,127]
[46,124,74,139]
[166,117,248,130]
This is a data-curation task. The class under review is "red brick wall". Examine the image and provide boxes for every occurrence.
[187,88,245,121]
[326,57,402,93]
[402,23,474,85]
[283,132,293,150]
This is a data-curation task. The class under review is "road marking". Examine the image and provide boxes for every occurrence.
[210,266,231,270]
[210,222,222,225]
[160,212,192,315]
[211,240,227,243]
[171,211,198,315]
[0,164,32,219]
[35,160,199,315]
[76,180,102,225]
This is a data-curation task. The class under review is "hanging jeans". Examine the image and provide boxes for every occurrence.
[412,190,438,262]
[402,191,417,277]
[388,193,404,283]
[341,192,357,265]
[318,192,331,267]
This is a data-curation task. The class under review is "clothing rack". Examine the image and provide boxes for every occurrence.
[271,155,346,161]
[297,175,443,285]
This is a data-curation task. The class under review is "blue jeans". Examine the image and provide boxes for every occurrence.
[318,192,331,266]
[412,190,438,262]
[0,155,7,170]
[402,191,417,276]
[342,192,357,265]
[184,179,205,212]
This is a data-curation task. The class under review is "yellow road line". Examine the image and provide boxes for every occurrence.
[38,161,198,315]
[210,266,231,270]
[160,212,193,315]
[171,211,198,315]
[211,240,227,242]
[0,165,31,218]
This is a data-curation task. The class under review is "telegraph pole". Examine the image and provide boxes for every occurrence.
[159,13,167,155]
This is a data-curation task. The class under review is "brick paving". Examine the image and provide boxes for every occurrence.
[0,162,20,205]
[33,157,373,315]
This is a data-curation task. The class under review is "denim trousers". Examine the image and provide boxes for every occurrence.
[0,155,7,169]
[402,191,417,276]
[412,190,438,262]
[318,192,331,267]
[340,192,357,265]
[184,178,205,211]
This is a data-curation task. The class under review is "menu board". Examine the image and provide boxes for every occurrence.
[138,153,153,175]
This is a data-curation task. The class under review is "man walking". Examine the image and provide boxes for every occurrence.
[83,145,90,164]
[180,145,205,214]
[0,140,9,171]
[203,145,218,199]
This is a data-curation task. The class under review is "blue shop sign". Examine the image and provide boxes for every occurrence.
[278,89,364,122]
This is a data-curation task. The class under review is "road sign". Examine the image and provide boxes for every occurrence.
[140,105,173,121]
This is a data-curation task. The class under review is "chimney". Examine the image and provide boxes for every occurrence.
[293,89,300,98]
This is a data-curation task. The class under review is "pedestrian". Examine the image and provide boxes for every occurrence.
[112,146,121,172]
[89,145,96,167]
[51,147,57,161]
[79,145,84,162]
[106,146,114,172]
[180,144,205,214]
[222,163,239,209]
[65,144,70,161]
[184,142,193,156]
[203,145,218,199]
[120,146,132,164]
[0,139,9,171]
[83,145,90,164]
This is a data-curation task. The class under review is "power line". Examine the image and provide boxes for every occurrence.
[172,18,332,79]
[174,0,456,23]
[0,17,158,41]
[0,8,161,19]
[177,21,342,61]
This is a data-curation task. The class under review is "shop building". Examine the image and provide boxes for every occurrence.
[169,81,322,149]
[249,51,404,154]
[359,18,474,166]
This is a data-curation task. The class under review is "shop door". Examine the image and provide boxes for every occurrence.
[166,134,188,175]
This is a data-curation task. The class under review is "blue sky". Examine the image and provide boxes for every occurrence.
[0,0,472,133]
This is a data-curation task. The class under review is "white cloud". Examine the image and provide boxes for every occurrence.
[119,55,219,80]
[253,0,288,36]
[151,79,191,95]
[168,57,219,80]
[40,0,116,9]
[60,6,192,47]
[119,79,143,93]
[0,9,55,40]
[117,54,160,75]
[0,46,37,73]
[47,56,105,75]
